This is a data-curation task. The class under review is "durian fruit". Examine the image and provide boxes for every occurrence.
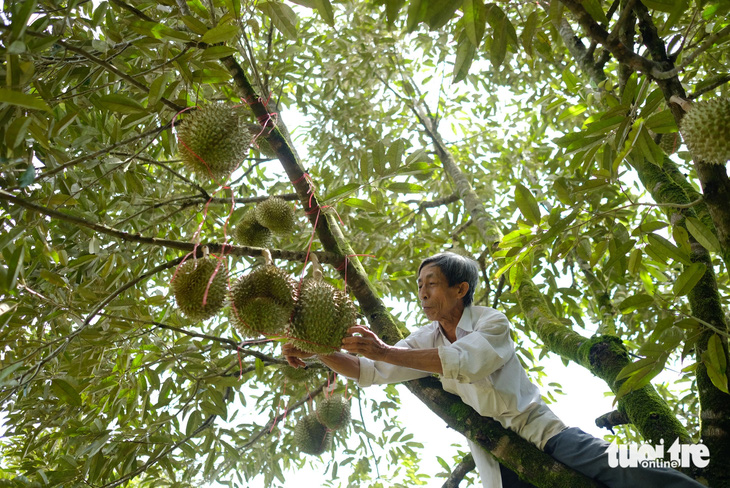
[680,97,730,164]
[316,395,351,431]
[247,123,277,158]
[287,278,357,355]
[176,103,252,181]
[658,132,682,155]
[229,264,296,337]
[171,257,228,321]
[279,364,320,383]
[255,196,296,234]
[293,413,332,455]
[234,212,272,248]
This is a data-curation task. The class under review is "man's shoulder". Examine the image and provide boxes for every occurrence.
[469,305,508,320]
[469,306,511,329]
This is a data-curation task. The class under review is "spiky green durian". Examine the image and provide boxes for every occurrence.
[229,265,296,337]
[176,103,251,181]
[279,364,321,383]
[316,395,351,431]
[659,132,682,155]
[247,123,277,158]
[171,257,228,321]
[234,212,272,248]
[255,197,296,234]
[287,279,357,355]
[293,414,331,455]
[680,98,730,164]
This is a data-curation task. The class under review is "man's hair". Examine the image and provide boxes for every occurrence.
[418,252,479,307]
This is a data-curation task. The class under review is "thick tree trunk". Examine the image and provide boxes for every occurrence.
[628,154,730,484]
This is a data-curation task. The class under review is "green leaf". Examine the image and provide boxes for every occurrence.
[582,0,609,23]
[703,335,728,393]
[642,0,678,12]
[614,355,667,403]
[52,379,83,406]
[514,184,541,225]
[18,165,34,188]
[453,31,476,82]
[520,10,538,58]
[618,293,654,314]
[342,198,378,213]
[147,74,170,108]
[4,245,24,292]
[0,88,51,112]
[385,182,425,193]
[645,110,677,133]
[324,182,360,201]
[628,248,642,275]
[706,333,727,374]
[258,1,298,40]
[6,116,32,149]
[424,0,463,30]
[646,233,691,265]
[463,0,487,46]
[200,23,240,44]
[685,217,721,252]
[97,94,146,114]
[181,15,210,35]
[314,0,335,26]
[673,263,706,296]
[11,0,36,39]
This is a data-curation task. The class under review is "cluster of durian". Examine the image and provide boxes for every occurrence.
[171,257,228,321]
[234,197,296,247]
[286,276,357,355]
[229,264,296,337]
[176,103,252,181]
[293,395,351,455]
[680,97,730,164]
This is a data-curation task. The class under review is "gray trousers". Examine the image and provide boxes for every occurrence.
[544,427,706,487]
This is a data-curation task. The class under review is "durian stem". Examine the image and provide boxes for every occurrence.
[669,95,693,112]
[310,253,323,281]
[262,249,272,265]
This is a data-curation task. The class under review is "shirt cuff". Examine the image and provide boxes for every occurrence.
[438,345,461,381]
[358,357,376,387]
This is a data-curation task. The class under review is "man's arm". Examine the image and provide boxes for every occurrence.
[342,325,443,375]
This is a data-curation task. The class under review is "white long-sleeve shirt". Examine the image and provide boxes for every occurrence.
[356,305,567,487]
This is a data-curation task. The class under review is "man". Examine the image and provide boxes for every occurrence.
[283,252,705,487]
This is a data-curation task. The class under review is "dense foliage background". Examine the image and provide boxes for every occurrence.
[1,0,729,486]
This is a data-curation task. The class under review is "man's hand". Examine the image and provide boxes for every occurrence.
[282,342,315,368]
[342,325,391,361]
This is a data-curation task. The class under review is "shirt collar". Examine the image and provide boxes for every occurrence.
[433,305,473,339]
[456,305,473,333]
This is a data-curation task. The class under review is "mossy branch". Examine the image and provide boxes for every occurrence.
[406,377,605,488]
[516,279,693,446]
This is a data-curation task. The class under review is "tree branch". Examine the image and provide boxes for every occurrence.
[32,122,172,184]
[558,0,661,77]
[0,189,340,265]
[595,410,630,432]
[109,0,154,22]
[441,453,476,488]
[239,382,327,450]
[653,24,730,80]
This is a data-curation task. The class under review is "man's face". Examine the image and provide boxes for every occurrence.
[417,264,465,322]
